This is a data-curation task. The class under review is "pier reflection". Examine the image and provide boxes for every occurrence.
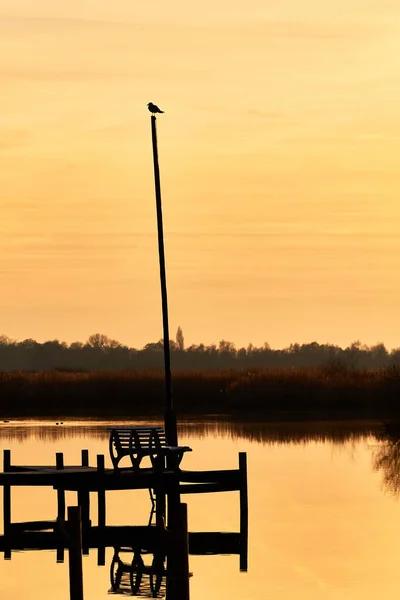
[109,546,166,597]
[0,513,245,599]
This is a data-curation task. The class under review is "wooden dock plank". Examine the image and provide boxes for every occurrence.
[9,520,56,532]
[8,465,70,472]
[180,482,242,494]
[0,468,242,493]
[0,528,241,556]
[179,469,240,484]
[0,467,98,487]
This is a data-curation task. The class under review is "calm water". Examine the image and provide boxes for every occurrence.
[0,419,399,600]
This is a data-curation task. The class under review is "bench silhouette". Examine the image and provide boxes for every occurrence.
[109,427,192,471]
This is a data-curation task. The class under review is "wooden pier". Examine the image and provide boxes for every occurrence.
[0,431,248,599]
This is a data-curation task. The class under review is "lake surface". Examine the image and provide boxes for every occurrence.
[0,419,399,599]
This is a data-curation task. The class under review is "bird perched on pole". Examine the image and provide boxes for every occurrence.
[147,102,164,115]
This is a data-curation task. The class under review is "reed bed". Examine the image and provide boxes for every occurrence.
[0,366,399,419]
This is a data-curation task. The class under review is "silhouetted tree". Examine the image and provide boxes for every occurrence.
[87,333,113,349]
[0,333,398,371]
[176,326,185,351]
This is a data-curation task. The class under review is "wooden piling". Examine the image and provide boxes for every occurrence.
[239,452,248,572]
[96,455,105,566]
[178,503,190,600]
[67,506,84,600]
[3,450,11,540]
[56,452,66,563]
[81,450,89,468]
[96,455,105,528]
[167,473,181,531]
[78,450,90,555]
[167,502,190,600]
[56,452,65,522]
[156,483,166,524]
[3,450,10,472]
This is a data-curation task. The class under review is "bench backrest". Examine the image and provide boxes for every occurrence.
[110,427,166,453]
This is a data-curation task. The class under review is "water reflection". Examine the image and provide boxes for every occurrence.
[109,547,166,597]
[373,422,400,495]
[0,418,384,445]
[0,514,243,598]
[1,420,400,600]
[0,421,248,599]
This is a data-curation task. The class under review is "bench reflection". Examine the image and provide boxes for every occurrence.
[109,546,167,597]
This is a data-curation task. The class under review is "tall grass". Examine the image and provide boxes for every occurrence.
[0,419,381,446]
[0,367,399,419]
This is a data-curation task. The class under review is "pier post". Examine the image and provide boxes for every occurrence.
[3,450,11,533]
[78,450,90,555]
[239,452,248,572]
[167,472,181,530]
[3,450,11,559]
[156,483,166,524]
[81,450,89,468]
[56,452,66,563]
[154,470,166,525]
[67,506,84,600]
[56,452,66,522]
[96,454,106,566]
[166,502,190,600]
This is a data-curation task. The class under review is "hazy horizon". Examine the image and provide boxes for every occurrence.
[1,1,400,350]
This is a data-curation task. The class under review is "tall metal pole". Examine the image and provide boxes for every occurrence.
[150,114,178,446]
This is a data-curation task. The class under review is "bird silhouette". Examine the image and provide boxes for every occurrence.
[147,102,164,115]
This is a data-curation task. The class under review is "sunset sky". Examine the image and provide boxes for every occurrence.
[1,1,400,350]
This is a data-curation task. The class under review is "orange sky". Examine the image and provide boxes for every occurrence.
[1,1,400,350]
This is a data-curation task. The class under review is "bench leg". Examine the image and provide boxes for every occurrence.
[129,453,143,470]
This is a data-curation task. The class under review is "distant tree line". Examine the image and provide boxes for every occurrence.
[0,329,398,371]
